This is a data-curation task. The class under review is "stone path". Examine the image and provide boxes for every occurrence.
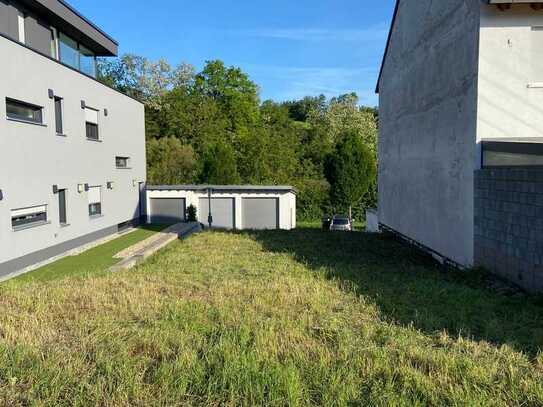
[109,222,202,272]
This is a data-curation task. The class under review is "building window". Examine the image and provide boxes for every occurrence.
[58,32,79,70]
[88,186,102,216]
[116,156,130,168]
[85,107,99,140]
[58,189,67,225]
[79,45,96,77]
[6,98,43,124]
[54,97,63,134]
[482,140,543,168]
[58,32,97,78]
[11,205,48,229]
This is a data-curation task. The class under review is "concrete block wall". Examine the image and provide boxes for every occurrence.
[474,168,543,292]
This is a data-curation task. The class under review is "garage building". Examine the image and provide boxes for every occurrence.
[146,185,296,230]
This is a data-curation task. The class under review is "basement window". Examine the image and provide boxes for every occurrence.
[11,205,48,230]
[482,140,543,168]
[115,156,130,168]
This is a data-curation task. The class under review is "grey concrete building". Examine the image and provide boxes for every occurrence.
[0,0,146,278]
[377,0,543,290]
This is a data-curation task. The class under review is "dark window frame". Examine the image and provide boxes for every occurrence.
[58,31,97,78]
[88,202,102,217]
[482,141,543,168]
[86,121,99,140]
[58,189,67,225]
[115,156,130,168]
[54,96,63,135]
[11,208,48,229]
[6,98,43,124]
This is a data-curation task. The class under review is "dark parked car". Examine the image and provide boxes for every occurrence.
[322,215,332,230]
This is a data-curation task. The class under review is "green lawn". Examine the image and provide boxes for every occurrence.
[0,226,542,405]
[7,224,165,286]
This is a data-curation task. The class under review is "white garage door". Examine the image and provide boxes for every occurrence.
[242,198,279,230]
[150,198,186,224]
[199,198,235,229]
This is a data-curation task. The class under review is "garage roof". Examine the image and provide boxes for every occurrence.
[147,185,297,193]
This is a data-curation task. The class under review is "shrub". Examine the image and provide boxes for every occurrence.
[186,204,197,222]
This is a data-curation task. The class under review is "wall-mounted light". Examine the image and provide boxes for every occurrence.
[0,189,3,201]
[48,89,54,99]
[132,180,138,187]
[81,100,86,109]
[104,108,108,117]
[52,185,58,194]
[84,183,89,192]
[107,181,114,190]
[78,184,84,193]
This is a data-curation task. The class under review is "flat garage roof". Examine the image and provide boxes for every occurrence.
[147,185,297,194]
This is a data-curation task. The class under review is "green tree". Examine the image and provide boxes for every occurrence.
[200,141,241,185]
[194,60,260,136]
[146,137,198,185]
[325,131,376,219]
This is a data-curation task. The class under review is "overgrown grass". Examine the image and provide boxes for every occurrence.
[8,224,165,285]
[0,227,541,405]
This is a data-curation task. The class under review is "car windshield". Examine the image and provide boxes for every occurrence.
[334,219,350,225]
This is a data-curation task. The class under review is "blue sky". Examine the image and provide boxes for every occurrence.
[69,0,396,106]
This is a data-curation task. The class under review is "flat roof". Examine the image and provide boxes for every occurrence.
[19,0,118,56]
[147,185,297,193]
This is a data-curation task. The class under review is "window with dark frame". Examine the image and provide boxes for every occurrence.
[86,122,99,140]
[6,98,43,124]
[482,141,543,168]
[88,186,102,216]
[11,205,48,229]
[58,189,67,225]
[116,156,130,168]
[85,107,99,140]
[54,97,63,134]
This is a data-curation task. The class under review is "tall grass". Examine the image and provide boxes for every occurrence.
[0,229,541,405]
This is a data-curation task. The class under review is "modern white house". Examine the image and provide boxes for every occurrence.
[0,0,146,278]
[377,0,543,290]
[146,186,297,230]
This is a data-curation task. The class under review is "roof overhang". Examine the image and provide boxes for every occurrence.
[18,0,118,56]
[147,185,298,194]
[489,0,543,10]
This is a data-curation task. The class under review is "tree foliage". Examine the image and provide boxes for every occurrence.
[98,55,379,220]
[325,131,377,217]
[146,137,198,185]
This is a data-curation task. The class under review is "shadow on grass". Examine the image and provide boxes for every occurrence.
[245,226,543,357]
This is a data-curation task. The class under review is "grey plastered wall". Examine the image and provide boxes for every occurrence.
[0,35,145,273]
[377,0,481,266]
[474,168,543,293]
[0,0,20,40]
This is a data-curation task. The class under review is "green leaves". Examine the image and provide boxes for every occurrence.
[98,55,379,219]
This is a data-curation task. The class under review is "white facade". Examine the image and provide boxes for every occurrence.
[146,187,297,230]
[478,4,543,146]
[0,3,146,277]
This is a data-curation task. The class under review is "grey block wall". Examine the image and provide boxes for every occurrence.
[474,168,543,293]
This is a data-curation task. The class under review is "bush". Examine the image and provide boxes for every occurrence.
[186,204,197,222]
[295,179,331,221]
